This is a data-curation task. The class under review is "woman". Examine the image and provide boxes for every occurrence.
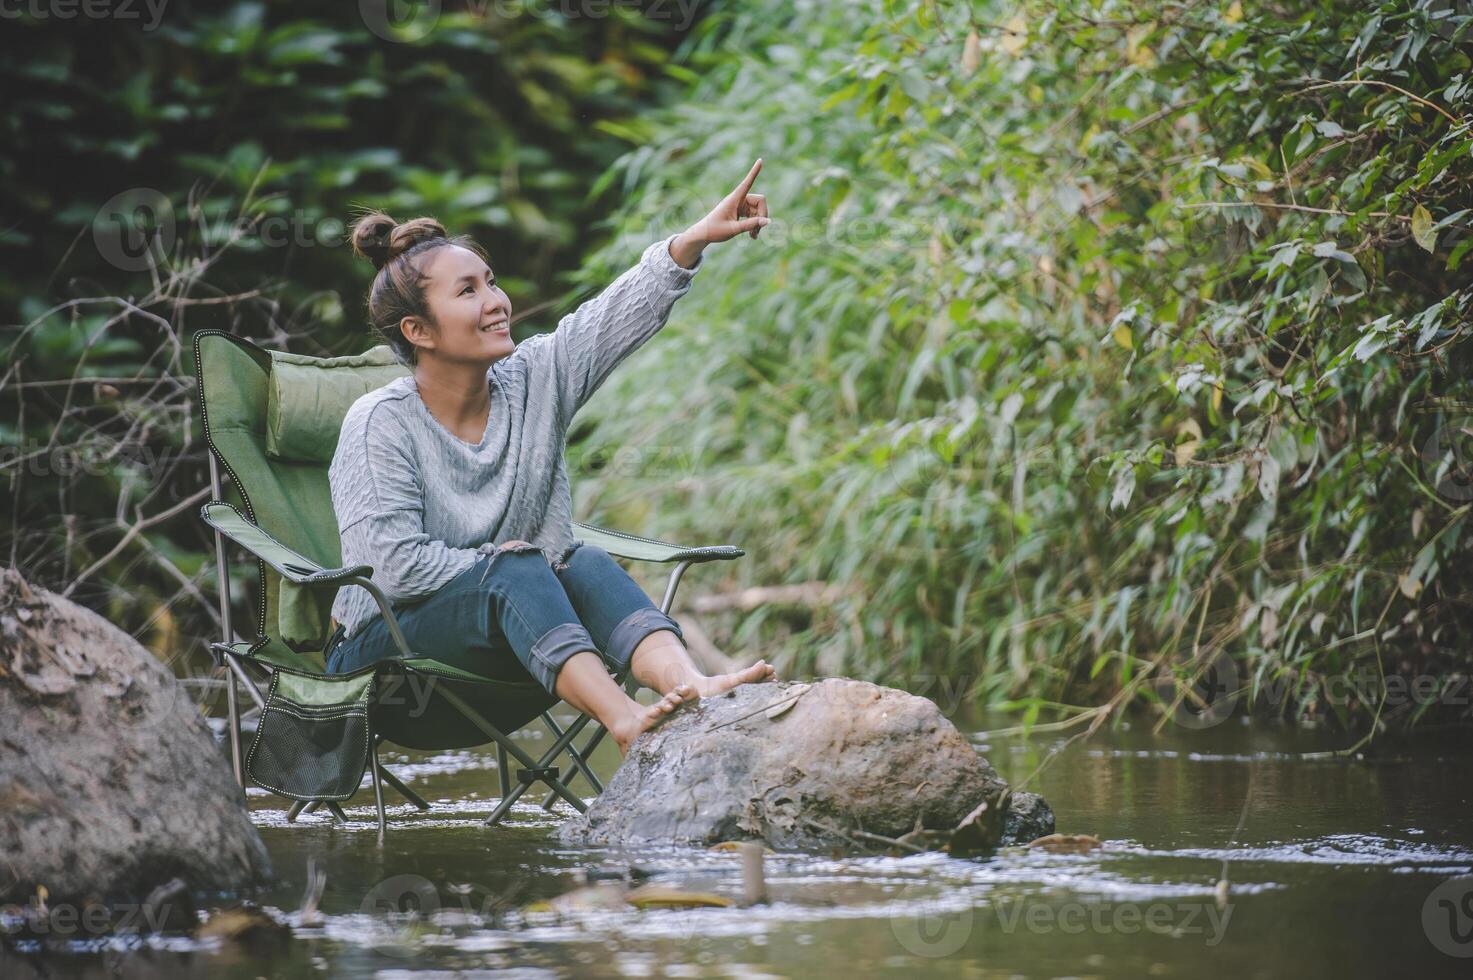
[324,159,775,755]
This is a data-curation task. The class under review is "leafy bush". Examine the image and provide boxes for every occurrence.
[573,0,1472,731]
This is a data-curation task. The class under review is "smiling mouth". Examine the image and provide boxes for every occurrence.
[480,318,509,333]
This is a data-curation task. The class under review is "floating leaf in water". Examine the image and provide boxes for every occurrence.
[625,885,733,909]
[709,840,777,855]
[523,883,629,915]
[1027,833,1103,854]
[196,905,291,952]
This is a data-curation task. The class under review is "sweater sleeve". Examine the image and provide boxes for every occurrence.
[515,233,704,424]
[331,401,493,605]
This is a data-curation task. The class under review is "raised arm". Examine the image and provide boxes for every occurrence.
[516,158,772,425]
[519,234,705,425]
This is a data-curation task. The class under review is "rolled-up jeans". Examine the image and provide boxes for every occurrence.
[324,542,684,695]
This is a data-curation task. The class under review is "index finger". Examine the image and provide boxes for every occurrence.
[728,158,763,200]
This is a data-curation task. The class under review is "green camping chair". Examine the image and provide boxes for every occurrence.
[193,330,744,841]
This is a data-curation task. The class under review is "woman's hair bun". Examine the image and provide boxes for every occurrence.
[349,211,449,271]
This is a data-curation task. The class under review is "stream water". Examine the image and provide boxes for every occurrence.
[7,707,1472,978]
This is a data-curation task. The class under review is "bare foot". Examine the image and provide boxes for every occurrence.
[692,659,777,698]
[611,683,697,756]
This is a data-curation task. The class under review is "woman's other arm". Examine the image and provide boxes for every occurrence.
[331,402,491,604]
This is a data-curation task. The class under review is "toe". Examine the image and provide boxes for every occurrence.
[658,687,692,712]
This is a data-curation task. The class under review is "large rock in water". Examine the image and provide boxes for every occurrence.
[561,678,1053,851]
[0,568,271,913]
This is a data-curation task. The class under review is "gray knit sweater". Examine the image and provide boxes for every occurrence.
[328,234,704,641]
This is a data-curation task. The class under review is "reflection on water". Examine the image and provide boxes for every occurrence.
[7,710,1473,978]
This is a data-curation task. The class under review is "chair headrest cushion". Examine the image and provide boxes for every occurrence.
[265,345,411,463]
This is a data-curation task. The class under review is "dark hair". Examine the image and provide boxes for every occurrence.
[348,210,492,366]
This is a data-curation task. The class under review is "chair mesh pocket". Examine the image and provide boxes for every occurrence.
[246,667,375,802]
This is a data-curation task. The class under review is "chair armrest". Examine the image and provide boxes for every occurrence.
[200,501,372,586]
[571,521,744,564]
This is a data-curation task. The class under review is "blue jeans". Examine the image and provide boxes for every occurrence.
[324,542,683,695]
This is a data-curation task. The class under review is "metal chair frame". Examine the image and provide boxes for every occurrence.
[208,448,709,841]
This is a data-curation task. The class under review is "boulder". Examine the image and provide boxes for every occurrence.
[0,568,271,922]
[560,678,1053,852]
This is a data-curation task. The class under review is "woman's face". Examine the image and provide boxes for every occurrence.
[404,244,514,366]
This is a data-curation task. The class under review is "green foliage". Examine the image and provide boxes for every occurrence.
[0,1,698,650]
[0,0,694,328]
[571,0,1472,730]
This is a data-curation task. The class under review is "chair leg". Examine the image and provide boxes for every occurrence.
[208,461,246,789]
[378,765,431,811]
[432,687,587,822]
[485,726,594,827]
[369,735,388,844]
[484,781,522,826]
[485,715,601,825]
[497,745,510,800]
[286,800,347,823]
[542,721,611,811]
[539,672,629,809]
[225,667,244,787]
[540,712,603,791]
[373,741,431,811]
